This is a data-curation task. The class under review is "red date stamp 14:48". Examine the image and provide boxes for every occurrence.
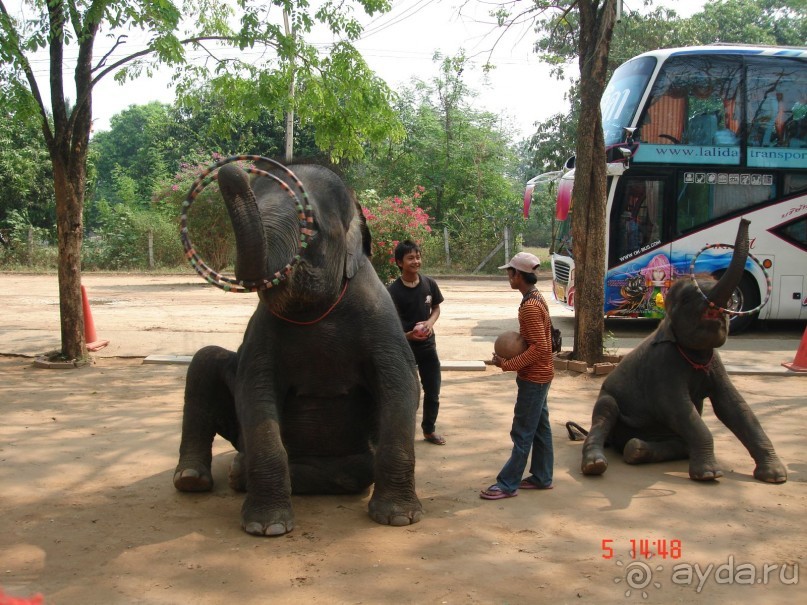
[602,538,683,560]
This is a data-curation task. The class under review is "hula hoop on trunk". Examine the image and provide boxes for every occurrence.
[688,243,771,316]
[180,155,314,293]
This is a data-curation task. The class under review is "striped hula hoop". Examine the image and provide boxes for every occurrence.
[688,243,771,317]
[180,155,314,293]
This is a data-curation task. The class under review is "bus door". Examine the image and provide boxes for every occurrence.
[605,176,673,318]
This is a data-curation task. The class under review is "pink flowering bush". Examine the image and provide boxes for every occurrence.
[358,186,432,283]
[152,151,236,271]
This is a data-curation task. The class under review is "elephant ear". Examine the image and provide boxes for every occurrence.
[344,196,372,279]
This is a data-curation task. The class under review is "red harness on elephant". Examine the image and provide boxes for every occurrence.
[270,278,349,326]
[676,344,714,373]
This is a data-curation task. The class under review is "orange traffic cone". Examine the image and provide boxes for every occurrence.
[82,285,109,352]
[782,326,807,372]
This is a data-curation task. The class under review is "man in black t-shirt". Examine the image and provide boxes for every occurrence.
[388,240,446,445]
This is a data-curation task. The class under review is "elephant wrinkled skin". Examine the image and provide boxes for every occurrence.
[173,161,423,535]
[581,219,787,484]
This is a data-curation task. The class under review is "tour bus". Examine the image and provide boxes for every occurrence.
[527,45,807,331]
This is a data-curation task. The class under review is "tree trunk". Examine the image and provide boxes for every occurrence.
[571,0,617,365]
[52,152,86,361]
[44,4,98,361]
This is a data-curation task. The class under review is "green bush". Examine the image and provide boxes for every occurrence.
[82,203,184,270]
[0,209,58,269]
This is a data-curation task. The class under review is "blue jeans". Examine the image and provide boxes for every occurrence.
[495,378,553,493]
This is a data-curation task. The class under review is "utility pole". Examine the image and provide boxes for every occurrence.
[283,11,295,163]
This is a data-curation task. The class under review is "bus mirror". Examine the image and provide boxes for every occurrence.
[564,156,576,170]
[619,147,633,168]
[623,127,637,144]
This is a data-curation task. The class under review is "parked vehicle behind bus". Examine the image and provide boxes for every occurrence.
[528,45,807,332]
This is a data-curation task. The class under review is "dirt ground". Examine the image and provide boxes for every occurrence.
[0,274,805,604]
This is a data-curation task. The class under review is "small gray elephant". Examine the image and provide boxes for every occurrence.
[581,219,786,483]
[173,160,423,536]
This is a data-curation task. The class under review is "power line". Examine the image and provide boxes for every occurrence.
[359,0,441,40]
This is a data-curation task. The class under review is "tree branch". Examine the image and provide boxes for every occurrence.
[94,35,129,72]
[89,35,276,89]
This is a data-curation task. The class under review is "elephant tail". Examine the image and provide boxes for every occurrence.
[565,421,589,441]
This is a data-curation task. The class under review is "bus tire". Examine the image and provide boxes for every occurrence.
[720,272,761,334]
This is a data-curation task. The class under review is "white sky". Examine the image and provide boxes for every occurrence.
[11,0,707,138]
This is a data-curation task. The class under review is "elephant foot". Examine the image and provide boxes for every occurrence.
[173,465,213,492]
[582,454,608,475]
[241,496,295,537]
[228,452,247,492]
[689,461,723,481]
[623,439,653,464]
[581,441,608,475]
[754,460,787,484]
[623,438,689,465]
[368,496,423,527]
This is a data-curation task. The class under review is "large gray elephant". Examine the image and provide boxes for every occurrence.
[173,160,423,536]
[581,219,787,483]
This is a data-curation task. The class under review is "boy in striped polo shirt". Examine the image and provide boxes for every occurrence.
[481,252,555,499]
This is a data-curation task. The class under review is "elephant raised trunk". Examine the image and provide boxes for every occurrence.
[218,164,270,284]
[706,218,750,308]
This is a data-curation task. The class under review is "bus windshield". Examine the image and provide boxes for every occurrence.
[601,57,656,146]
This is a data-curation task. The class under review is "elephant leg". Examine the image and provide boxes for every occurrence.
[581,393,620,475]
[290,453,375,494]
[238,413,296,537]
[623,438,689,464]
[368,365,423,527]
[174,346,238,492]
[669,405,722,481]
[228,452,246,492]
[709,375,787,484]
[368,470,423,527]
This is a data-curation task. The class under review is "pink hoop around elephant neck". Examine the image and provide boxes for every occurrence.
[688,243,771,317]
[180,155,315,293]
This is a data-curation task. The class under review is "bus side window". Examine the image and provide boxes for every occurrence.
[748,92,785,147]
[685,95,739,147]
[787,103,807,148]
[746,59,807,151]
[677,177,776,235]
[637,56,741,148]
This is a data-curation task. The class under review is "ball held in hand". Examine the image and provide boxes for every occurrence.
[413,323,430,337]
[494,331,527,359]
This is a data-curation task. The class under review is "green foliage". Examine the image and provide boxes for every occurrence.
[691,0,807,46]
[0,104,55,229]
[521,184,558,248]
[169,80,323,160]
[294,42,405,162]
[151,151,236,272]
[82,203,183,270]
[0,209,57,268]
[349,53,523,272]
[90,102,176,208]
[358,187,433,283]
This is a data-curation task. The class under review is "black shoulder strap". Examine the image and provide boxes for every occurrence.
[521,289,546,309]
[521,290,555,329]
